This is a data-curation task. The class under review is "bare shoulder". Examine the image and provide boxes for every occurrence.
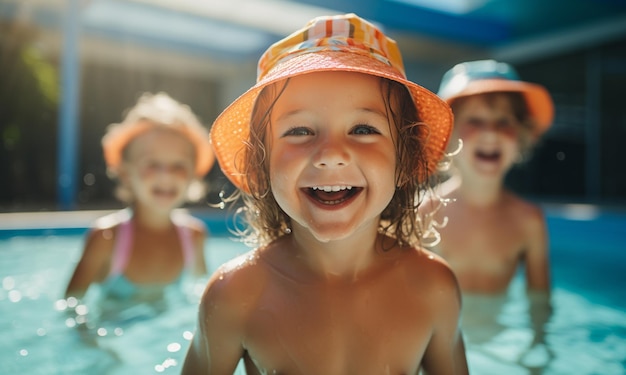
[401,246,461,297]
[504,191,546,229]
[171,209,207,231]
[171,209,208,237]
[200,248,267,310]
[84,210,128,250]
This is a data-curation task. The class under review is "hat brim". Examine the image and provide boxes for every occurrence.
[444,79,554,135]
[102,120,215,177]
[210,50,453,192]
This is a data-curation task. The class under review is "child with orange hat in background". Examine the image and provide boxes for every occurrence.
[425,59,554,296]
[65,92,212,309]
[421,60,554,369]
[182,13,468,374]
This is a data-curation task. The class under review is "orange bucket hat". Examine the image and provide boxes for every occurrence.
[210,13,453,192]
[437,59,554,136]
[102,92,214,177]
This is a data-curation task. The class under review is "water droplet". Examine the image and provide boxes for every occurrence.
[8,290,22,303]
[163,358,177,368]
[54,299,68,311]
[75,304,89,316]
[167,342,181,352]
[66,297,78,308]
[3,276,15,290]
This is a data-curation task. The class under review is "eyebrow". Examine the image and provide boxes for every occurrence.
[276,105,388,120]
[358,106,388,119]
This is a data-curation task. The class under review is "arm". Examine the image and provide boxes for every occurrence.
[64,227,115,299]
[524,206,551,292]
[421,262,469,375]
[191,224,208,277]
[182,267,246,374]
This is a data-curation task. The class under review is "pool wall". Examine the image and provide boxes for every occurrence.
[0,208,233,239]
[1,204,624,248]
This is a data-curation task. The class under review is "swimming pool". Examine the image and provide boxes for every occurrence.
[0,205,625,374]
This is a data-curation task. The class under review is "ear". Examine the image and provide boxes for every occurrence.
[113,164,129,185]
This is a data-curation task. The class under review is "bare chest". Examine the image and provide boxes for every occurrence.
[438,205,526,261]
[124,230,184,283]
[241,280,428,375]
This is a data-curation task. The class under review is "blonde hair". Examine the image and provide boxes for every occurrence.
[105,92,210,203]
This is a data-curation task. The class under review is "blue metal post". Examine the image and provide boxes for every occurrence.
[57,0,81,210]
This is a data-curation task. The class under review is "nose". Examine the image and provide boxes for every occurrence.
[153,165,173,180]
[312,136,350,169]
[479,122,499,140]
[154,164,183,178]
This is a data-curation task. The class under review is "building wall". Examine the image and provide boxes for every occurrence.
[1,17,625,211]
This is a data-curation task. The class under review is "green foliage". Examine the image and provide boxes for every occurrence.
[20,45,59,105]
[0,22,59,206]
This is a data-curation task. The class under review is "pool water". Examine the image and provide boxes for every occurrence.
[0,234,250,375]
[0,206,625,374]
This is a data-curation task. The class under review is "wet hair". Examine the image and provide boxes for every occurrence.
[450,91,535,159]
[225,75,432,248]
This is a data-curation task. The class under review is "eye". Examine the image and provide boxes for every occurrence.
[351,124,381,135]
[171,162,191,174]
[144,161,161,172]
[281,126,313,137]
[466,118,484,128]
[496,118,515,129]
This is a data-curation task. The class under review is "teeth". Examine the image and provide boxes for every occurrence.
[312,185,353,192]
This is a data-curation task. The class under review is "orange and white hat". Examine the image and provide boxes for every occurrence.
[210,13,453,192]
[437,59,554,136]
[102,92,214,177]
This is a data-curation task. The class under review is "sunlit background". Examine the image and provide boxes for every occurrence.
[1,0,625,211]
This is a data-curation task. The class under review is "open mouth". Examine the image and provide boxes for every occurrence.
[304,185,362,205]
[153,186,177,199]
[475,149,501,162]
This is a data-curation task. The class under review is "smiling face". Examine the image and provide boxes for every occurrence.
[266,71,398,243]
[452,94,524,179]
[119,127,196,213]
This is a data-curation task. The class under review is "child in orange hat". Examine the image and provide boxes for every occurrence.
[421,59,555,371]
[65,92,212,310]
[423,59,554,296]
[182,14,468,374]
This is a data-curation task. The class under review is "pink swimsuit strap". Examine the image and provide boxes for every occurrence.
[109,218,133,277]
[109,216,196,277]
[175,224,195,269]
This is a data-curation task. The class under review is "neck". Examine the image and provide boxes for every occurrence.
[457,173,506,207]
[131,204,173,230]
[290,223,383,282]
